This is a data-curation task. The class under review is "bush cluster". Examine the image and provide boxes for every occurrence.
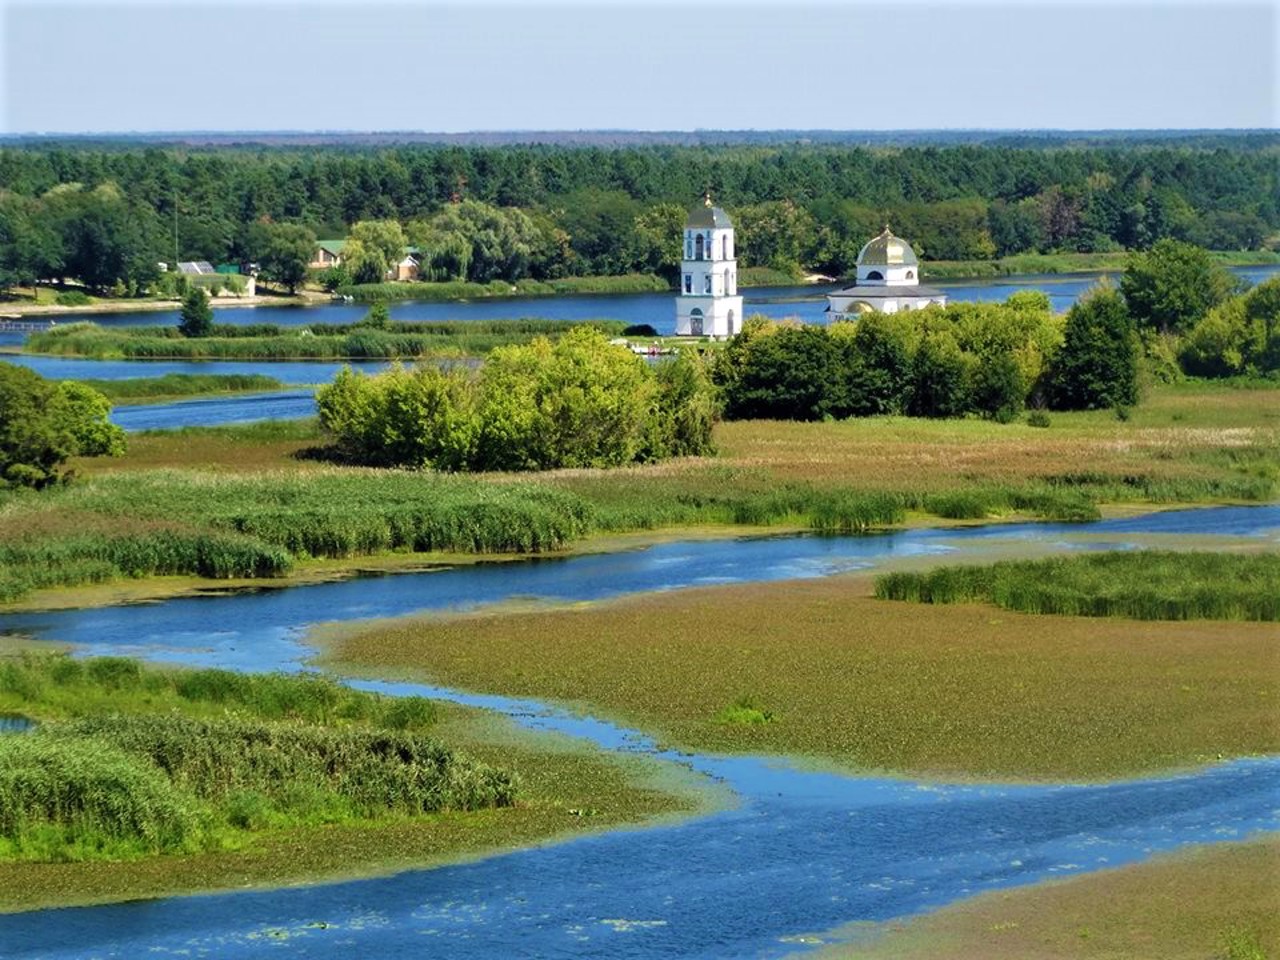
[714,293,1068,422]
[0,657,513,861]
[317,327,718,470]
[0,362,125,488]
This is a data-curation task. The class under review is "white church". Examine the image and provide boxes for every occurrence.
[675,195,743,337]
[825,226,947,319]
[673,203,945,335]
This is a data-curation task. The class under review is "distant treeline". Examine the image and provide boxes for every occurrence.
[0,142,1275,294]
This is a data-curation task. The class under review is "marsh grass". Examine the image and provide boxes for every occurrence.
[26,318,629,360]
[825,839,1280,960]
[74,374,286,403]
[875,552,1280,621]
[0,655,508,862]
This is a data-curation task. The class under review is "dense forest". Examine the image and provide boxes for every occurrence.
[0,142,1276,293]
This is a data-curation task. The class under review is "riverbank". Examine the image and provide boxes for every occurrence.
[921,248,1280,280]
[815,837,1279,960]
[0,291,326,318]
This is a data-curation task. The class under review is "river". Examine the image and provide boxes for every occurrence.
[1,505,1277,958]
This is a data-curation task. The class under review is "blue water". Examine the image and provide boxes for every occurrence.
[110,390,318,431]
[0,354,389,384]
[18,264,1280,338]
[0,505,1277,957]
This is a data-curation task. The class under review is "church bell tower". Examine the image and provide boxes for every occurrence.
[675,193,743,338]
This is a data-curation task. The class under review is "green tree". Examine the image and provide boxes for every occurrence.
[251,221,315,294]
[1120,239,1238,335]
[908,328,972,418]
[345,220,408,284]
[178,286,213,337]
[0,363,124,488]
[1048,287,1139,409]
[723,324,844,421]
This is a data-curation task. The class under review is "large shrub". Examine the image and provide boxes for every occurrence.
[1179,276,1280,377]
[1120,239,1237,335]
[0,362,125,488]
[317,327,718,470]
[1047,288,1140,409]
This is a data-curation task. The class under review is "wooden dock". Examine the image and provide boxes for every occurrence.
[0,319,53,333]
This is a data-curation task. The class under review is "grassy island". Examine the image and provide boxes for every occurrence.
[0,654,703,911]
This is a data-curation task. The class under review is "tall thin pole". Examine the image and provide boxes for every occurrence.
[173,187,178,269]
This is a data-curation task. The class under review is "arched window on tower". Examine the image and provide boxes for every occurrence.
[694,234,704,260]
[906,270,915,280]
[722,235,728,259]
[686,236,693,259]
[866,270,884,281]
[704,274,712,294]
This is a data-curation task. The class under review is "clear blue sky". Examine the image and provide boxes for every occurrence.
[2,0,1276,133]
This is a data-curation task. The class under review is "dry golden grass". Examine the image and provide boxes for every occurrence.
[820,838,1280,960]
[329,577,1280,782]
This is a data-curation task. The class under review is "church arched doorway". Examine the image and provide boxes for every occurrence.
[690,308,704,336]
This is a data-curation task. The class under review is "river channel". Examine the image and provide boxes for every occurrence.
[1,505,1277,958]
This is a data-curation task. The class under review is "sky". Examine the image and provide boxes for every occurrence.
[1,0,1276,134]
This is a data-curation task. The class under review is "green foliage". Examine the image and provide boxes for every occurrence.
[319,328,718,471]
[26,318,630,361]
[1121,239,1238,335]
[0,656,512,863]
[1179,277,1280,377]
[0,362,123,489]
[875,551,1280,621]
[336,273,669,302]
[715,295,1063,422]
[715,695,776,725]
[249,221,315,293]
[75,374,285,402]
[1047,287,1140,410]
[177,286,213,338]
[53,289,91,306]
[355,301,391,330]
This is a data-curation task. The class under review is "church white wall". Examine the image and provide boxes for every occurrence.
[676,294,743,337]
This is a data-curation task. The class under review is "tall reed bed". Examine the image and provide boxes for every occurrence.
[0,656,508,862]
[875,551,1280,621]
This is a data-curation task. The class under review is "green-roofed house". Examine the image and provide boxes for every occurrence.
[310,239,347,269]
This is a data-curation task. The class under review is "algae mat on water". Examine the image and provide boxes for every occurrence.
[810,837,1280,960]
[329,577,1280,782]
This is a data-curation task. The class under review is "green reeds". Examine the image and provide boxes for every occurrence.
[875,551,1280,621]
[0,655,509,862]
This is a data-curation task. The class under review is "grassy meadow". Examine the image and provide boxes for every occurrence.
[817,838,1280,960]
[325,574,1280,782]
[0,379,1267,607]
[0,654,703,911]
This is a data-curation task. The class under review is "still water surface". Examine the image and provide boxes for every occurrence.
[1,506,1277,958]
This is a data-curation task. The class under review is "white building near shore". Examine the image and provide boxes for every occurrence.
[675,195,743,338]
[826,226,947,319]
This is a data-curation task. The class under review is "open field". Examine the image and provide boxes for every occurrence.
[0,654,706,911]
[325,575,1280,782]
[815,837,1280,960]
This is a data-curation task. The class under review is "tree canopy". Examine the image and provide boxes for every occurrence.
[0,363,125,488]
